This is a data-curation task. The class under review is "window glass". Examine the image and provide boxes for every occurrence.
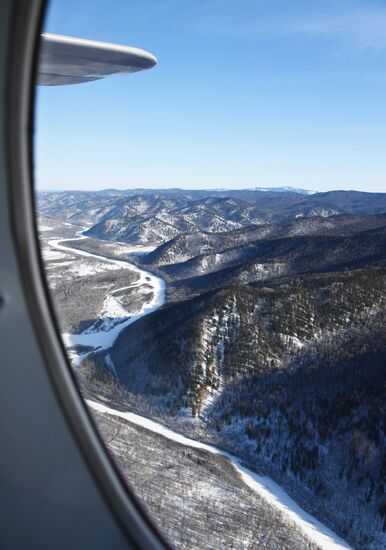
[35,1,386,548]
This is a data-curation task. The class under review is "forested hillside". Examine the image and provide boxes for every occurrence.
[39,188,386,548]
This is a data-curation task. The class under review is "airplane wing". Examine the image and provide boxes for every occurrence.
[38,33,157,86]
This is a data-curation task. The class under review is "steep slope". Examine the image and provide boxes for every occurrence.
[142,214,386,268]
[87,214,185,245]
[156,227,386,296]
[106,268,386,548]
[89,405,321,550]
[111,269,386,412]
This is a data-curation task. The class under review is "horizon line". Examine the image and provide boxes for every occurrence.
[35,186,386,195]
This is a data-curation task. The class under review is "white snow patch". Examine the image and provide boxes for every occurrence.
[38,225,54,232]
[68,261,121,277]
[42,248,69,261]
[44,260,75,270]
[105,354,117,375]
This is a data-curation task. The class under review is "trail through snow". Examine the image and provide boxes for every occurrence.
[87,399,351,550]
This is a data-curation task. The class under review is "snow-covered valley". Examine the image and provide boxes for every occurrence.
[39,219,352,550]
[35,189,386,549]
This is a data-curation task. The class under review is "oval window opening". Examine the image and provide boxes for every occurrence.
[34,2,386,549]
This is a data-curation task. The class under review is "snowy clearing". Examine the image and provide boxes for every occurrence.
[38,225,54,232]
[68,261,122,277]
[42,248,69,261]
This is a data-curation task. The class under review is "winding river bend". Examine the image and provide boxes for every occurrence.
[48,231,351,550]
[50,230,165,365]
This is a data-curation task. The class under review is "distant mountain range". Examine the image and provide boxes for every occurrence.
[38,188,386,247]
[38,185,315,194]
[247,186,316,194]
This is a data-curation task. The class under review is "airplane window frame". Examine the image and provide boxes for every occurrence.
[4,0,168,547]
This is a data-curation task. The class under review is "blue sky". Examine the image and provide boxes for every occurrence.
[35,0,386,192]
